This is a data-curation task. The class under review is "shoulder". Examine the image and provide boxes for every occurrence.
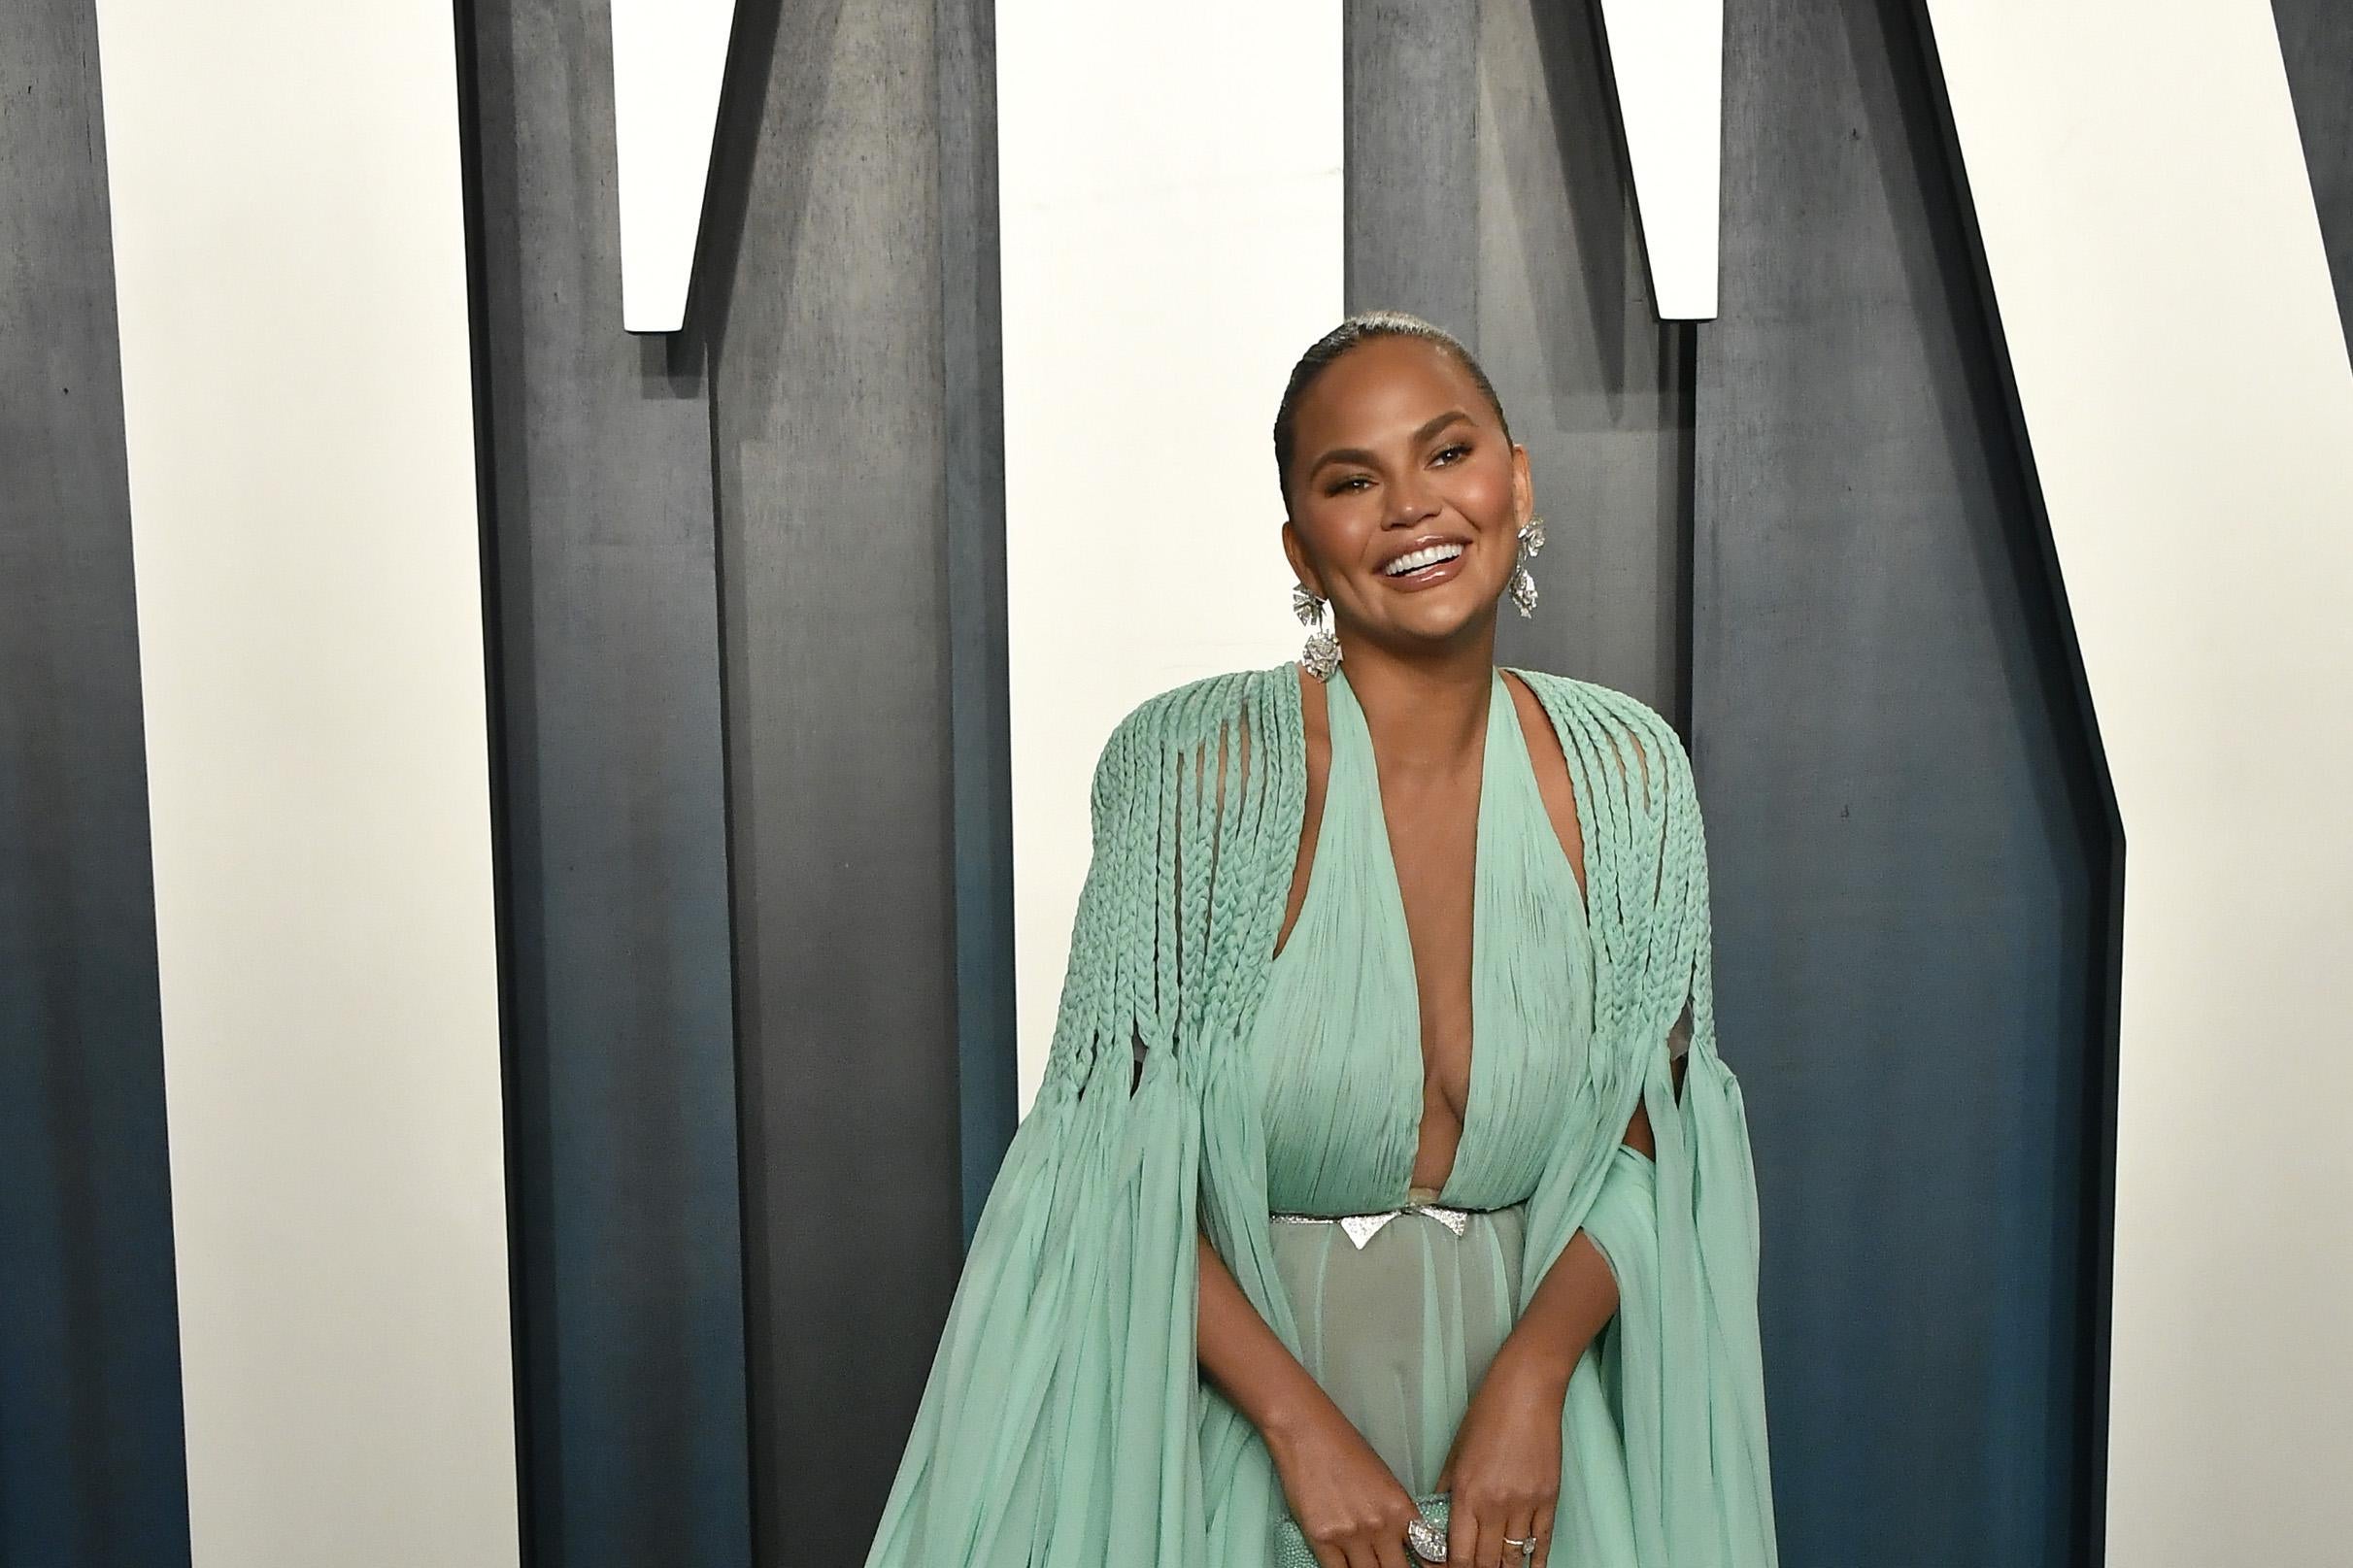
[1100,661,1295,756]
[1503,666,1683,747]
[1501,666,1693,801]
[1501,665,1666,728]
[1507,672,1714,948]
[1087,660,1296,796]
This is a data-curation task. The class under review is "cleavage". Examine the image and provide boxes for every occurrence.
[1345,669,1495,1198]
[1384,793,1477,1187]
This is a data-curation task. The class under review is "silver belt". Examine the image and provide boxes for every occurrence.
[1270,1200,1474,1251]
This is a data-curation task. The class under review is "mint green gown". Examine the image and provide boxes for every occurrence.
[1252,662,1613,1501]
[859,659,1777,1568]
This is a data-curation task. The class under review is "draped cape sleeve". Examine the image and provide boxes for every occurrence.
[859,668,1300,1568]
[1513,670,1780,1568]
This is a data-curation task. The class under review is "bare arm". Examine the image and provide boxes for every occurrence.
[1144,1014,1342,1444]
[1200,1229,1424,1568]
[1195,1231,1332,1444]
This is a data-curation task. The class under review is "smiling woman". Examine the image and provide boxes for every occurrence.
[1276,321,1554,689]
[858,311,1774,1568]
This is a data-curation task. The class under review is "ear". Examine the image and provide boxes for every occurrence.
[1511,442,1532,525]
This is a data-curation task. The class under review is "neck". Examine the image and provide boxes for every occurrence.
[1332,633,1496,780]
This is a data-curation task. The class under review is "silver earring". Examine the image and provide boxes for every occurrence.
[1507,515,1546,618]
[1292,582,1341,681]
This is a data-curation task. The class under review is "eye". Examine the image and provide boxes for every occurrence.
[1433,442,1471,465]
[1326,474,1371,495]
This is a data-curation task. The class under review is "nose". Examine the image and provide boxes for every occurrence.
[1384,468,1438,528]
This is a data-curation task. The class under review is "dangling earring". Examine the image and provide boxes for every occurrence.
[1507,515,1546,618]
[1292,582,1341,681]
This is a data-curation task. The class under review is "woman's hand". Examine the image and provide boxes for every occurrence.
[1263,1400,1424,1568]
[1199,1231,1419,1565]
[1432,1340,1567,1568]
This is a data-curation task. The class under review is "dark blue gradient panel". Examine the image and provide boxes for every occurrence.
[1,0,192,1561]
[458,1,753,1562]
[1698,2,2113,1562]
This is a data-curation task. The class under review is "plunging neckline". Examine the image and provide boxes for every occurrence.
[1324,662,1523,1206]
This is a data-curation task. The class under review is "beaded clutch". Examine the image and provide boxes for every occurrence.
[1274,1491,1451,1566]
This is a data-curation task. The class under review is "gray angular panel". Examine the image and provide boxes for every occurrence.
[1698,3,2110,1561]
[1346,0,1480,336]
[459,0,752,1560]
[933,0,1018,1244]
[0,1,191,1561]
[698,0,1005,1554]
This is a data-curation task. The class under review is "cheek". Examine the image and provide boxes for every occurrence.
[1294,497,1376,555]
[1447,461,1516,523]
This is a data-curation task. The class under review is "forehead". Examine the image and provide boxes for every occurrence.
[1294,336,1479,442]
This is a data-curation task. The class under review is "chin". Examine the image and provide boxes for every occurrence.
[1387,591,1497,644]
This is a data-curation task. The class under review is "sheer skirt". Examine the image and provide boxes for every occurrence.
[1266,1198,1529,1497]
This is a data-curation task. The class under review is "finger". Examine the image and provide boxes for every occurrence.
[1525,1506,1557,1568]
[1481,1508,1514,1568]
[1480,1505,1530,1568]
[1445,1504,1479,1568]
[1501,1507,1541,1568]
[1368,1523,1414,1568]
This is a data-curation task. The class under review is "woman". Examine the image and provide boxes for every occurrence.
[860,312,1778,1568]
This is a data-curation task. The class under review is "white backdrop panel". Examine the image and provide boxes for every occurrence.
[89,2,521,1561]
[1923,3,2353,1562]
[610,0,737,332]
[997,1,1344,1111]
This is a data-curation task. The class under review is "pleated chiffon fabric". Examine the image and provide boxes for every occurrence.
[1252,665,1595,1214]
[858,659,1779,1568]
[1265,1201,1527,1500]
[1253,664,1589,1499]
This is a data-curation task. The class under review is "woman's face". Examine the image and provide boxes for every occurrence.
[1281,336,1531,658]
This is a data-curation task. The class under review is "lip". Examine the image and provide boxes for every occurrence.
[1375,534,1472,592]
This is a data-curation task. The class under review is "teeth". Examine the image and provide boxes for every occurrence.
[1383,542,1464,577]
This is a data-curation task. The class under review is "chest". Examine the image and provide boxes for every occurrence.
[1244,741,1595,1210]
[1268,675,1587,1122]
[1249,667,1595,1208]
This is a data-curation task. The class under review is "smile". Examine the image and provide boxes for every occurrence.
[1379,539,1468,587]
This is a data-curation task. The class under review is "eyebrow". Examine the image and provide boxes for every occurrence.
[1305,408,1475,482]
